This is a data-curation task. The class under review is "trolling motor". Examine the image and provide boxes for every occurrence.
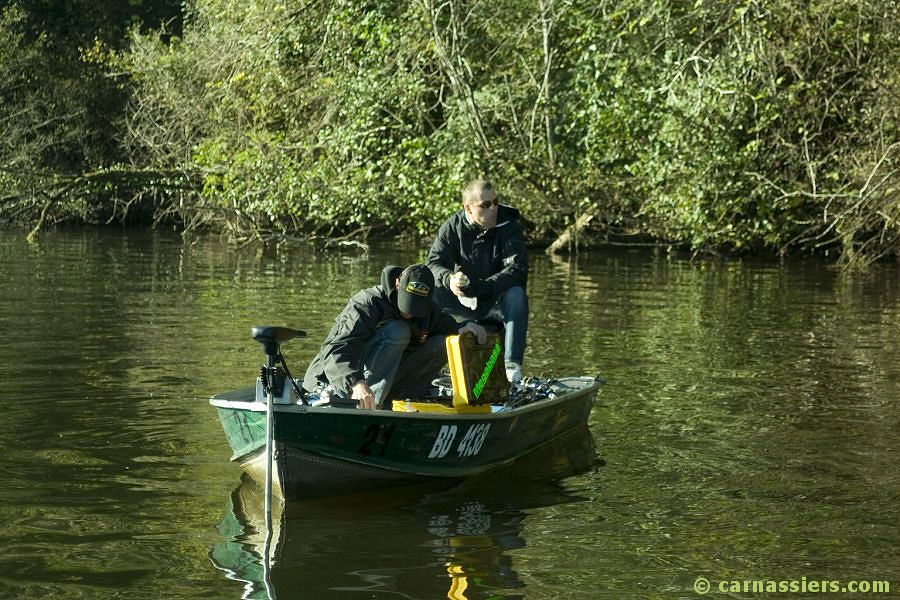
[250,325,306,574]
[251,325,307,406]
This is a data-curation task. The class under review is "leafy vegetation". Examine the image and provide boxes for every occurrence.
[2,0,898,267]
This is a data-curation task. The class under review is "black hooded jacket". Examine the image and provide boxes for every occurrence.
[426,204,528,305]
[301,266,461,394]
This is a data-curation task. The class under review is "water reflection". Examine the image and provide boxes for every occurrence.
[2,231,898,599]
[210,427,598,599]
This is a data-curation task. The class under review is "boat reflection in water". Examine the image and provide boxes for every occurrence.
[210,426,599,599]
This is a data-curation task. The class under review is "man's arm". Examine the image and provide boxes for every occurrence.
[483,221,528,294]
[426,220,459,289]
[320,295,382,393]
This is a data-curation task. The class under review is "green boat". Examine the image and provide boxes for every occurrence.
[210,326,603,498]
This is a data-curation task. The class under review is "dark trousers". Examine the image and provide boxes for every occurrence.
[435,285,528,364]
[358,320,447,407]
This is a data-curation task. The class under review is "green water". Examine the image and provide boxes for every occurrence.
[0,229,897,599]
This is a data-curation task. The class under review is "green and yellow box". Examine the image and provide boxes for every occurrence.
[391,332,508,413]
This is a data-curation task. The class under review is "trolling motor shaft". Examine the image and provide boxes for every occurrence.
[250,325,305,576]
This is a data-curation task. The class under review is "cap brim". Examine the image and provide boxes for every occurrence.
[397,293,430,318]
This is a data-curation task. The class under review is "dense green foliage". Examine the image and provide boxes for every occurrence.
[2,0,898,266]
[0,1,182,227]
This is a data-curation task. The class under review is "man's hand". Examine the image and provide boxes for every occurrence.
[449,271,469,297]
[351,380,377,410]
[458,322,487,344]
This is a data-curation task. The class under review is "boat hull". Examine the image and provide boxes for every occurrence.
[212,377,600,495]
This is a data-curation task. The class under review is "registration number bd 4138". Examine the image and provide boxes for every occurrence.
[428,423,491,459]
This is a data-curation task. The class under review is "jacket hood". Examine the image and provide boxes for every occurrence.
[380,264,404,310]
[495,204,521,227]
[380,265,403,292]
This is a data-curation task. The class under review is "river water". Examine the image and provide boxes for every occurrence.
[0,228,897,599]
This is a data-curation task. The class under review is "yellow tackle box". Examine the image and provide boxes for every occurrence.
[446,331,508,407]
[391,331,508,413]
[390,399,491,414]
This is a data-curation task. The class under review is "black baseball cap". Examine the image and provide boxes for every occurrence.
[397,264,434,318]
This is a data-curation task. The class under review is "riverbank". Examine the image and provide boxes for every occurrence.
[7,221,898,270]
[3,1,898,271]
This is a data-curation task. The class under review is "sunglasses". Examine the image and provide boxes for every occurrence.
[470,199,498,209]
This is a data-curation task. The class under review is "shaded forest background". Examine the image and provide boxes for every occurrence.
[1,0,898,267]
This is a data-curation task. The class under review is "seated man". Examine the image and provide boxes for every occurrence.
[302,264,486,409]
[426,179,529,381]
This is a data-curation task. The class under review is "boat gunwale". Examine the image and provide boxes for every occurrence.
[209,377,601,421]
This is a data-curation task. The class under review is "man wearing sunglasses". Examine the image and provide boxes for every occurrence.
[426,179,529,382]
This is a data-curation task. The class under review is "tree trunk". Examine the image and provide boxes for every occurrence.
[545,212,594,254]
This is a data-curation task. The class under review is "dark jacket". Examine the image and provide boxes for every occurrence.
[426,205,528,304]
[302,266,461,394]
